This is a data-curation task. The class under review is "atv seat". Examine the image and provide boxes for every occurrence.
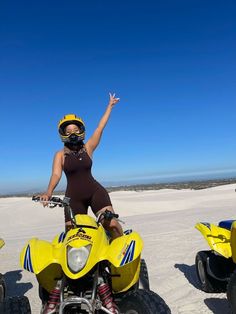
[218,220,236,230]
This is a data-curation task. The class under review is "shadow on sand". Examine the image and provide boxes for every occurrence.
[174,263,200,289]
[4,269,33,296]
[204,298,231,314]
[175,264,232,313]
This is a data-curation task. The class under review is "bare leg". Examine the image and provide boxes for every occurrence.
[96,206,123,240]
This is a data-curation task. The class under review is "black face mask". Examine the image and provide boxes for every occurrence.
[68,133,80,144]
[65,139,84,151]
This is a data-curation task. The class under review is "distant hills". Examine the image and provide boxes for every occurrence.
[105,177,236,192]
[1,177,236,198]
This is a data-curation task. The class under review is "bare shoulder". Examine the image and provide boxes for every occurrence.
[55,149,64,156]
[52,150,64,169]
[54,149,64,161]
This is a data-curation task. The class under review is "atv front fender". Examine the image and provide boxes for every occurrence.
[20,238,62,274]
[107,231,143,267]
[20,238,63,293]
[107,231,143,293]
[195,222,231,258]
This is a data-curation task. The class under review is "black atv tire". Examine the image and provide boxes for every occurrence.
[195,251,227,293]
[0,273,6,302]
[39,284,49,304]
[0,296,31,314]
[118,289,171,314]
[130,258,150,292]
[138,259,150,290]
[227,270,236,313]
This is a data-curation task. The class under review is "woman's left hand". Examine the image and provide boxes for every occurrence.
[108,92,120,108]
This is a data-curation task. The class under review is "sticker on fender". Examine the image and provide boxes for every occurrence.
[67,231,93,243]
[120,240,136,266]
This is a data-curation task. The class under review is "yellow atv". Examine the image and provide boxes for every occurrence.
[0,239,31,314]
[20,196,171,314]
[195,220,236,312]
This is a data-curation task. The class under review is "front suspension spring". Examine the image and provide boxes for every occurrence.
[98,282,118,313]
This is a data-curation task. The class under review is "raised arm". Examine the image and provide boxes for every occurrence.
[40,151,63,204]
[85,93,120,156]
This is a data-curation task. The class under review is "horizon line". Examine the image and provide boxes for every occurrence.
[1,175,236,197]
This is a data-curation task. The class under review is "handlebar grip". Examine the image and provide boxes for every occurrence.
[50,197,62,203]
[32,195,40,201]
[102,210,119,221]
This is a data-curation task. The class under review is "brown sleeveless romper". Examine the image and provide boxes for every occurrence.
[63,147,112,222]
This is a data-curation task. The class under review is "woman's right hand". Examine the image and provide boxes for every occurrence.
[39,193,51,207]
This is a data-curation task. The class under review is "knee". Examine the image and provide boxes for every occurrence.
[102,218,119,231]
[106,219,123,236]
[108,219,119,230]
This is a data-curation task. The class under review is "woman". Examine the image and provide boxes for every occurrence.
[40,93,123,240]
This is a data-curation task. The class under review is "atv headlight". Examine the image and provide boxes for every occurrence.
[67,245,91,273]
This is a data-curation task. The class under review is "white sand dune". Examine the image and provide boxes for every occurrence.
[1,184,236,313]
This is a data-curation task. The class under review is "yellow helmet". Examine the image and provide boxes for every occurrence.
[58,114,85,143]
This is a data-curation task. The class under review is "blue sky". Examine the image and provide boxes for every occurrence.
[0,0,236,194]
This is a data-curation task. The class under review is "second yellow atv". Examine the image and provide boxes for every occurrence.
[195,219,236,313]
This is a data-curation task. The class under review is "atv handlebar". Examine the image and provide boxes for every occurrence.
[32,195,64,207]
[32,195,122,223]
